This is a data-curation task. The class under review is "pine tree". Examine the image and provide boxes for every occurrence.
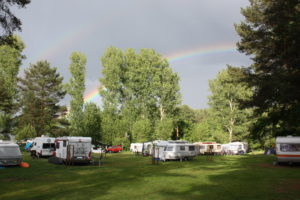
[0,36,25,138]
[235,0,300,136]
[18,61,66,136]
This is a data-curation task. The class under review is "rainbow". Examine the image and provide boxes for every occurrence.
[83,43,237,103]
[165,43,236,62]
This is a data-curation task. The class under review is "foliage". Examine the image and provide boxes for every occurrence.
[235,0,300,136]
[155,118,174,140]
[208,66,254,143]
[0,36,25,136]
[66,52,86,136]
[173,105,196,140]
[100,47,181,144]
[15,123,35,141]
[131,117,152,142]
[82,103,102,144]
[18,61,67,136]
[0,0,31,37]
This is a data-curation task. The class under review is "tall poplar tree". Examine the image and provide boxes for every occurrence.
[235,0,300,136]
[66,52,86,136]
[18,61,66,136]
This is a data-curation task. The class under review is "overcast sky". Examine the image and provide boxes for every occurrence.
[14,0,252,109]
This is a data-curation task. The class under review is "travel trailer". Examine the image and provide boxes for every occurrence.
[194,142,222,155]
[276,136,300,164]
[152,140,198,161]
[0,142,22,166]
[30,136,55,158]
[50,137,92,164]
[222,142,248,155]
[130,143,144,153]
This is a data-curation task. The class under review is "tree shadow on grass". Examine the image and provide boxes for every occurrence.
[1,153,300,200]
[156,155,300,200]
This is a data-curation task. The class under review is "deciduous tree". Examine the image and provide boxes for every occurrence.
[66,52,86,136]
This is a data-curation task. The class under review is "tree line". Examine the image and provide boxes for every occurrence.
[0,0,299,148]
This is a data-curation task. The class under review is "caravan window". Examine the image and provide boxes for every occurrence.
[63,141,66,147]
[189,146,195,151]
[280,144,300,152]
[179,146,185,151]
[166,146,173,151]
[55,142,60,149]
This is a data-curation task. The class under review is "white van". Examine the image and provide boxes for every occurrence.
[0,142,22,166]
[30,136,55,158]
[51,137,92,164]
[276,136,300,164]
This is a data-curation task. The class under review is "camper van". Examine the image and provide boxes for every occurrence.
[194,142,222,155]
[30,136,55,158]
[0,142,22,166]
[276,136,300,164]
[51,136,92,164]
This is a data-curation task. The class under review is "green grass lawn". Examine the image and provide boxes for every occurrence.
[1,152,300,200]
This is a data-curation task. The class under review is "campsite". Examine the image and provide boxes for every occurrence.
[1,152,300,200]
[1,1,300,200]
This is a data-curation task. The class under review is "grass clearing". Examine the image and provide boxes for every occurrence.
[1,152,300,200]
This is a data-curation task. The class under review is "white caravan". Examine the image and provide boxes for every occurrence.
[194,142,222,155]
[276,136,300,164]
[152,140,198,161]
[223,142,248,155]
[130,143,144,153]
[30,136,55,158]
[0,142,22,166]
[52,137,92,164]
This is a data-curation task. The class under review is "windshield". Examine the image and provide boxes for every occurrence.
[0,147,21,157]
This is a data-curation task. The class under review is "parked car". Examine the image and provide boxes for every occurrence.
[106,145,122,153]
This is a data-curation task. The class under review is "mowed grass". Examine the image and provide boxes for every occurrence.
[1,152,300,200]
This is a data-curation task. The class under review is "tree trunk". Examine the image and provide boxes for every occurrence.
[159,104,165,121]
[176,126,179,140]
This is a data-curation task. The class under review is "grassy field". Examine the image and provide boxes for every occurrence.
[1,152,300,200]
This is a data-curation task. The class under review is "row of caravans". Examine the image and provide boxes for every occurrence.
[131,141,248,158]
[194,142,248,155]
[26,136,92,164]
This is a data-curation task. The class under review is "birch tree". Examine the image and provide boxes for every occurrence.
[208,66,253,142]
